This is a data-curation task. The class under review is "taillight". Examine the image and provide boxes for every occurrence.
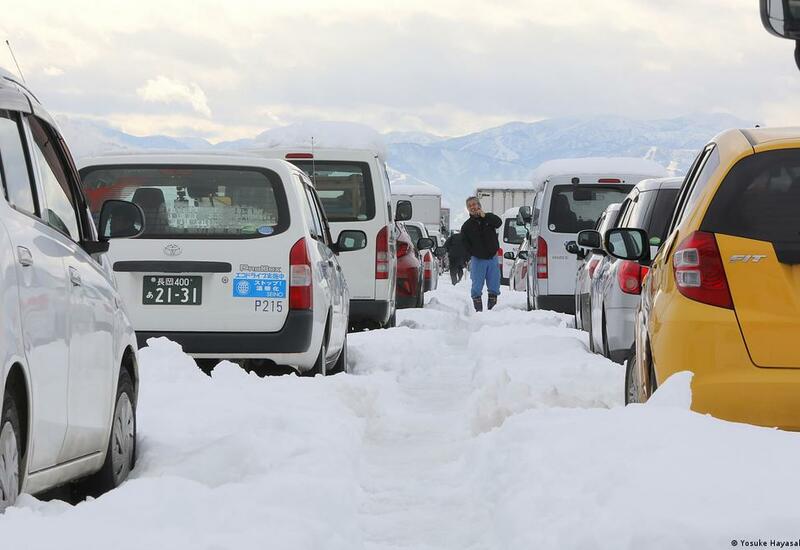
[598,178,622,183]
[497,247,503,266]
[536,237,548,279]
[424,252,434,279]
[289,237,313,310]
[285,153,314,159]
[617,260,649,295]
[376,226,389,279]
[672,231,733,309]
[588,258,600,278]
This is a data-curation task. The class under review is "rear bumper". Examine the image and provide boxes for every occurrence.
[537,294,575,314]
[136,310,313,355]
[349,299,392,325]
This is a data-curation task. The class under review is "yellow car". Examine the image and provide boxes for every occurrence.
[607,127,800,429]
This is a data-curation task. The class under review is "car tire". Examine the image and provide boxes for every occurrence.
[328,335,348,375]
[307,336,328,377]
[385,310,396,329]
[81,368,136,498]
[0,388,21,512]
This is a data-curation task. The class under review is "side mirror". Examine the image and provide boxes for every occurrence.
[565,241,580,255]
[434,246,447,258]
[605,228,651,264]
[503,251,516,260]
[99,200,145,239]
[333,230,368,253]
[518,250,529,261]
[396,200,413,222]
[518,205,532,224]
[760,0,800,70]
[416,237,434,250]
[577,230,601,249]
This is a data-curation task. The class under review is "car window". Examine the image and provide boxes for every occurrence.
[28,116,80,240]
[0,111,36,214]
[547,184,633,233]
[646,188,680,243]
[621,190,655,230]
[404,224,423,244]
[291,160,376,222]
[503,218,526,244]
[616,196,635,228]
[668,145,717,234]
[702,148,800,243]
[303,185,326,242]
[81,165,289,239]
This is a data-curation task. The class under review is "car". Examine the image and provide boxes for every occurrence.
[568,202,621,332]
[499,207,529,286]
[402,221,438,292]
[395,222,426,309]
[519,158,668,314]
[0,68,143,511]
[609,127,800,429]
[507,238,530,292]
[255,148,402,330]
[582,177,682,362]
[80,154,363,376]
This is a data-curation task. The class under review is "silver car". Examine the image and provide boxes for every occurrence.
[569,203,621,332]
[582,177,682,363]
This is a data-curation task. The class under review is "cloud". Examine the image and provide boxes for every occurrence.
[42,66,65,76]
[136,76,212,117]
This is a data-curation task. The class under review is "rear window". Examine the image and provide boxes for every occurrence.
[291,161,375,222]
[547,185,633,233]
[503,218,526,244]
[702,149,800,243]
[80,165,289,239]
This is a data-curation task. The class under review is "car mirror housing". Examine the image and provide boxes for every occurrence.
[518,250,529,260]
[605,228,651,265]
[565,240,580,255]
[416,237,434,250]
[395,200,413,222]
[577,230,601,249]
[760,0,800,70]
[518,205,532,224]
[334,230,368,253]
[99,200,145,240]
[503,251,516,260]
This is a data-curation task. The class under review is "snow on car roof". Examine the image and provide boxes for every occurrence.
[532,157,669,183]
[247,121,387,158]
[475,181,535,190]
[388,166,442,196]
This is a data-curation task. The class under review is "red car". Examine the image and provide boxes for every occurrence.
[394,223,424,308]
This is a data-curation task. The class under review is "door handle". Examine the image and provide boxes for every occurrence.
[69,266,82,287]
[17,246,33,267]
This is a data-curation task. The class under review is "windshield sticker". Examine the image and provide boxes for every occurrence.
[257,225,274,236]
[232,271,287,298]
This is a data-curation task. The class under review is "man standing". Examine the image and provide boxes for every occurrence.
[460,196,502,311]
[443,231,467,285]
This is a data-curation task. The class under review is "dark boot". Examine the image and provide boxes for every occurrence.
[487,293,498,310]
[472,297,483,312]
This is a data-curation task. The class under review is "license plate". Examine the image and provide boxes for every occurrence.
[142,275,202,305]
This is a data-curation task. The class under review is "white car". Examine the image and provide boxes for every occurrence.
[79,154,361,375]
[499,206,528,285]
[255,148,399,329]
[0,69,142,511]
[521,158,668,313]
[401,221,439,292]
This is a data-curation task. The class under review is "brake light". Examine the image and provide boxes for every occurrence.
[536,237,548,279]
[424,251,434,279]
[289,237,313,310]
[588,258,600,278]
[598,178,622,183]
[672,231,733,309]
[617,260,649,295]
[285,153,314,159]
[376,226,390,278]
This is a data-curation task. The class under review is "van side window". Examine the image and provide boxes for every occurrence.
[0,111,36,214]
[295,175,320,239]
[28,116,80,240]
[304,186,326,242]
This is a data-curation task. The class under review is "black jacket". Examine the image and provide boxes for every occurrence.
[444,233,467,260]
[460,213,502,259]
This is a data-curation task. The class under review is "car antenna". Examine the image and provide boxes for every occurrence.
[5,40,26,84]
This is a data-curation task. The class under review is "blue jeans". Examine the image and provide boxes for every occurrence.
[470,256,501,299]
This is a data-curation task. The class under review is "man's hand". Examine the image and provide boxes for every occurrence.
[478,208,485,218]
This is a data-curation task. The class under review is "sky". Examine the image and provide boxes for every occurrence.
[1,0,799,142]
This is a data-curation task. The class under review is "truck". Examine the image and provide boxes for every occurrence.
[474,181,537,215]
[389,170,443,237]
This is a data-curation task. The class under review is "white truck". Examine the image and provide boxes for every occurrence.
[389,169,443,237]
[474,181,537,215]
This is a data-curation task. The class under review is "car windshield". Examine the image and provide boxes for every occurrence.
[291,161,375,222]
[548,185,633,233]
[404,224,423,244]
[503,218,527,244]
[80,166,289,239]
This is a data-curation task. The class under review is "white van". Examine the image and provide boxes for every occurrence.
[499,207,528,285]
[254,148,398,329]
[79,154,361,375]
[522,158,668,313]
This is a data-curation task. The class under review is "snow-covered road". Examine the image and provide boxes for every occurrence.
[4,278,800,549]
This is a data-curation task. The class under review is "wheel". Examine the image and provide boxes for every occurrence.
[328,335,348,375]
[385,310,397,328]
[81,369,136,497]
[306,336,328,377]
[0,389,21,512]
[624,348,638,405]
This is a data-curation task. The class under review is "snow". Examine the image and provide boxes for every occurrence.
[532,157,669,183]
[250,121,387,159]
[3,280,800,548]
[387,166,442,196]
[474,180,535,190]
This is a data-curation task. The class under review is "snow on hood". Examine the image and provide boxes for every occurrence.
[532,156,669,183]
[251,121,387,158]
